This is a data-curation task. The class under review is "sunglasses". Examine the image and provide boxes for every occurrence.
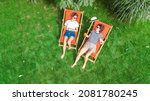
[96,26,101,29]
[73,16,77,19]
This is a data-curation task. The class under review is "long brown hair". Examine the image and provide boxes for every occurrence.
[71,12,78,18]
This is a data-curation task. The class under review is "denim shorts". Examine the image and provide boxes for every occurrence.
[64,30,75,38]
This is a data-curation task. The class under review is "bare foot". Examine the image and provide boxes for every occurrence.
[81,65,86,70]
[71,63,76,68]
[61,54,64,59]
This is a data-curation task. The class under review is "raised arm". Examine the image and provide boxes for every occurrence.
[84,33,91,38]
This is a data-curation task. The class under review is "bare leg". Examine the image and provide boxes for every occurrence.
[82,50,93,69]
[71,47,88,68]
[61,37,68,59]
[67,36,74,49]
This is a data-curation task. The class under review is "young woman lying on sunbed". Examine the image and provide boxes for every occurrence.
[71,24,104,69]
[61,12,79,59]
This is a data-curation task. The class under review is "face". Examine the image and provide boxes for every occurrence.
[96,25,101,32]
[72,15,77,21]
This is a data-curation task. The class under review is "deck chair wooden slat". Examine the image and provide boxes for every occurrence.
[79,20,113,63]
[59,9,84,49]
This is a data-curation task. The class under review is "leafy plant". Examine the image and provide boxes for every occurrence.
[113,0,150,22]
[58,0,95,10]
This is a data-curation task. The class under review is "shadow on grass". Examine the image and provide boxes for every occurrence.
[43,0,57,7]
[77,15,91,48]
[96,0,114,12]
[57,9,64,39]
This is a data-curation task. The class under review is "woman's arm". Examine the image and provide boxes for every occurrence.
[100,39,104,44]
[74,27,78,32]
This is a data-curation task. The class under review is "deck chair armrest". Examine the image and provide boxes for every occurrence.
[79,23,82,26]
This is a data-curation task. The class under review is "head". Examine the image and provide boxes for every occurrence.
[96,24,104,33]
[71,12,78,21]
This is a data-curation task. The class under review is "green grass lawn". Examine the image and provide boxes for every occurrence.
[0,0,150,84]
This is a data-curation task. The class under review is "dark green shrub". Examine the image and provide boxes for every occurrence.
[113,0,150,22]
[58,0,95,10]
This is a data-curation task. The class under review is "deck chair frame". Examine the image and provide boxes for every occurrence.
[78,20,113,63]
[59,9,84,50]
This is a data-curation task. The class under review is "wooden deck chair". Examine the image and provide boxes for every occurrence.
[79,20,113,63]
[59,9,84,49]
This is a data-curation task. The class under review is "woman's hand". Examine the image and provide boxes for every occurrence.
[84,33,89,37]
[100,39,104,44]
[68,28,76,32]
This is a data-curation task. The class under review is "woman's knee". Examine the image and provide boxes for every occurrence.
[85,52,92,58]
